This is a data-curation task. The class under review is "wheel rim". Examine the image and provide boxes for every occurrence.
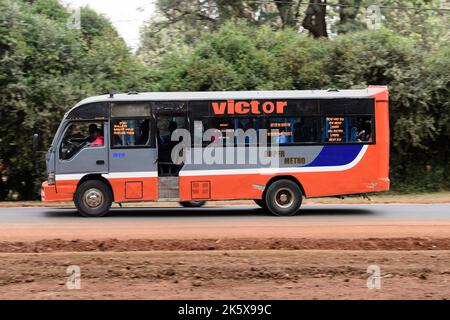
[83,188,104,209]
[274,187,294,208]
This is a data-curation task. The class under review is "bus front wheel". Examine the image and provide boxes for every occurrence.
[264,179,302,216]
[74,180,112,217]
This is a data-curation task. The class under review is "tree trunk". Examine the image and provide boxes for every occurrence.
[274,0,296,28]
[338,0,361,34]
[302,0,328,38]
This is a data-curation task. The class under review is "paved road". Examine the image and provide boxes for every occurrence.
[0,204,449,241]
[0,204,450,221]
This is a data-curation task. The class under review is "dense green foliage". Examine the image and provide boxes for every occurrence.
[0,0,449,199]
[144,22,450,192]
[0,0,148,199]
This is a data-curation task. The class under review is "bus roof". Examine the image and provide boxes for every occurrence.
[73,87,388,108]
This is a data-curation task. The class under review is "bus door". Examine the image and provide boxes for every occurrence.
[108,102,158,202]
[153,101,188,200]
[55,120,109,194]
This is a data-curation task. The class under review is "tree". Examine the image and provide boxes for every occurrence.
[0,0,148,200]
[145,21,450,191]
[302,0,328,37]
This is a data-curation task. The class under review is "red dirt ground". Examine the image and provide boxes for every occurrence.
[0,250,449,299]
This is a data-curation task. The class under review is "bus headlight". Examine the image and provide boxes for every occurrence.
[48,173,55,185]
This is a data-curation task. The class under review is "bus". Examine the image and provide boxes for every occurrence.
[39,86,389,217]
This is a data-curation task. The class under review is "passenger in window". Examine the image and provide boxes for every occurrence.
[364,120,373,142]
[156,128,163,146]
[244,120,256,144]
[137,119,150,145]
[159,121,178,163]
[280,134,290,144]
[113,134,123,146]
[357,119,366,142]
[85,123,98,143]
[162,121,178,145]
[350,125,358,142]
[293,122,302,142]
[89,129,104,147]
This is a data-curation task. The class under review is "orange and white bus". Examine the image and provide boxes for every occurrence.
[39,86,389,217]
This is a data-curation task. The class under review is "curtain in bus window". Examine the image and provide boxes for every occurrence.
[112,119,150,147]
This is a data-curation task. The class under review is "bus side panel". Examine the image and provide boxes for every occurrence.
[179,87,390,201]
[55,179,79,195]
[179,144,385,201]
[372,89,390,190]
[179,174,265,201]
[41,181,74,202]
[180,142,387,200]
[291,145,388,197]
[106,177,158,202]
[44,174,158,203]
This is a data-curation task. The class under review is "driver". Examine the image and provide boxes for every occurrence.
[85,124,98,143]
[89,129,104,147]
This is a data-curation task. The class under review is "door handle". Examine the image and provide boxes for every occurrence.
[96,160,105,165]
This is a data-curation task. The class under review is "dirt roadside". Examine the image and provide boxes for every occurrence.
[0,237,449,253]
[1,199,449,300]
[0,250,448,299]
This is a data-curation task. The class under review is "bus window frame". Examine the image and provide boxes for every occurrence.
[320,114,376,145]
[64,99,376,151]
[189,114,376,147]
[187,98,376,147]
[110,116,155,149]
[58,119,108,162]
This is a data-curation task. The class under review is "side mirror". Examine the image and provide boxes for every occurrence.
[32,133,39,154]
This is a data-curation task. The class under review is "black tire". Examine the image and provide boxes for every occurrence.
[264,179,302,216]
[179,200,206,208]
[253,199,267,209]
[74,180,112,217]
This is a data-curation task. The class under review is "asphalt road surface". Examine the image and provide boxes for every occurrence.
[0,204,449,241]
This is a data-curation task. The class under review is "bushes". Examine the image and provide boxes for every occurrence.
[0,0,147,200]
[147,22,450,192]
[1,3,448,199]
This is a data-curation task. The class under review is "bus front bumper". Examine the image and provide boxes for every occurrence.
[41,181,73,202]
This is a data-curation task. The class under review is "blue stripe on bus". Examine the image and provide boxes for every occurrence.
[305,145,363,167]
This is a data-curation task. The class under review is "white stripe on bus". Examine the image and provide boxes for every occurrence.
[55,171,158,181]
[179,145,368,177]
[54,145,368,180]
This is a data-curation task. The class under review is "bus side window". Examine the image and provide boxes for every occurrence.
[111,119,151,147]
[323,116,373,143]
[59,121,103,160]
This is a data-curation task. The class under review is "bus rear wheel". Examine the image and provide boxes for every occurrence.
[264,179,302,216]
[74,180,112,217]
[179,200,206,208]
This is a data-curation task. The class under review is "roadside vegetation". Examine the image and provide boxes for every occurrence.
[0,0,449,200]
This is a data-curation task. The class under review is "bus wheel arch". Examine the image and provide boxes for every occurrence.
[262,175,306,199]
[261,176,305,216]
[76,174,114,202]
[74,174,114,217]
